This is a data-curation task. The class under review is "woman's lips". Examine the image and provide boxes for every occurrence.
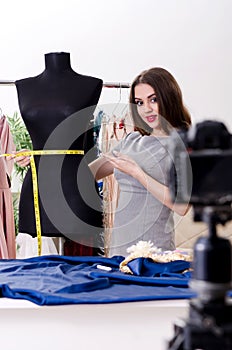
[145,115,157,123]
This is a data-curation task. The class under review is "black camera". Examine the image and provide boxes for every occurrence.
[169,120,232,207]
[167,120,232,350]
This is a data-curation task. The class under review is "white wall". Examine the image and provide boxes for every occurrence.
[0,0,231,129]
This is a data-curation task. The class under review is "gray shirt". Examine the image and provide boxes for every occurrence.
[109,131,175,257]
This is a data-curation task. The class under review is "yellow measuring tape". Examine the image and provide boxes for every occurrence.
[1,150,84,256]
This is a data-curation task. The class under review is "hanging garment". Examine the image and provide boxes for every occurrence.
[100,113,133,256]
[0,115,16,258]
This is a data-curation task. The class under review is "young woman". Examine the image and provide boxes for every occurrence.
[89,67,191,257]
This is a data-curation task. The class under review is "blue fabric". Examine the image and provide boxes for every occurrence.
[0,255,230,306]
[127,257,191,277]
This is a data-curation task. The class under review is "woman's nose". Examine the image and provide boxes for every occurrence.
[143,101,153,112]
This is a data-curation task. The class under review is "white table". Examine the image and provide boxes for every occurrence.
[0,298,189,350]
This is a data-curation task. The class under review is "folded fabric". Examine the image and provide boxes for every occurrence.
[126,257,191,277]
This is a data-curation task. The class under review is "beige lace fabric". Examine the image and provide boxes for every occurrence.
[100,115,120,256]
[0,115,16,258]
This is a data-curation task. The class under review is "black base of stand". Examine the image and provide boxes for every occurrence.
[168,298,232,350]
[167,206,232,350]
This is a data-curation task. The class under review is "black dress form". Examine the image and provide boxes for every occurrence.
[15,52,103,255]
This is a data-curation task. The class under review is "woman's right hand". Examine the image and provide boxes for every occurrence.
[9,149,31,167]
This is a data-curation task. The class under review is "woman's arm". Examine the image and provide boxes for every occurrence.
[12,148,115,184]
[104,152,190,216]
[136,170,190,216]
[12,149,115,180]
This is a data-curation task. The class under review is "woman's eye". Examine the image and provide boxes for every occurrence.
[135,100,143,106]
[151,97,157,103]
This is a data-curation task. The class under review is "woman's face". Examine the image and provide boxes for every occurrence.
[134,83,162,134]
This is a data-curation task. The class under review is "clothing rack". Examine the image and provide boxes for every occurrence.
[103,82,130,88]
[0,80,130,88]
[0,81,15,85]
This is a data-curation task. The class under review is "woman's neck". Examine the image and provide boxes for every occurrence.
[44,52,72,72]
[151,128,168,137]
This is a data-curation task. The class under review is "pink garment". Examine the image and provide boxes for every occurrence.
[0,115,16,258]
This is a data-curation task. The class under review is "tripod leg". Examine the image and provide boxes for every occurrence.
[167,322,185,350]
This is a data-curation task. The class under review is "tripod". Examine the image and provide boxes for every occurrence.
[167,206,232,350]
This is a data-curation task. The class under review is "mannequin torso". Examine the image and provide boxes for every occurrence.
[15,52,103,253]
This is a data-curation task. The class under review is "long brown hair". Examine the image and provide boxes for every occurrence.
[129,67,191,135]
